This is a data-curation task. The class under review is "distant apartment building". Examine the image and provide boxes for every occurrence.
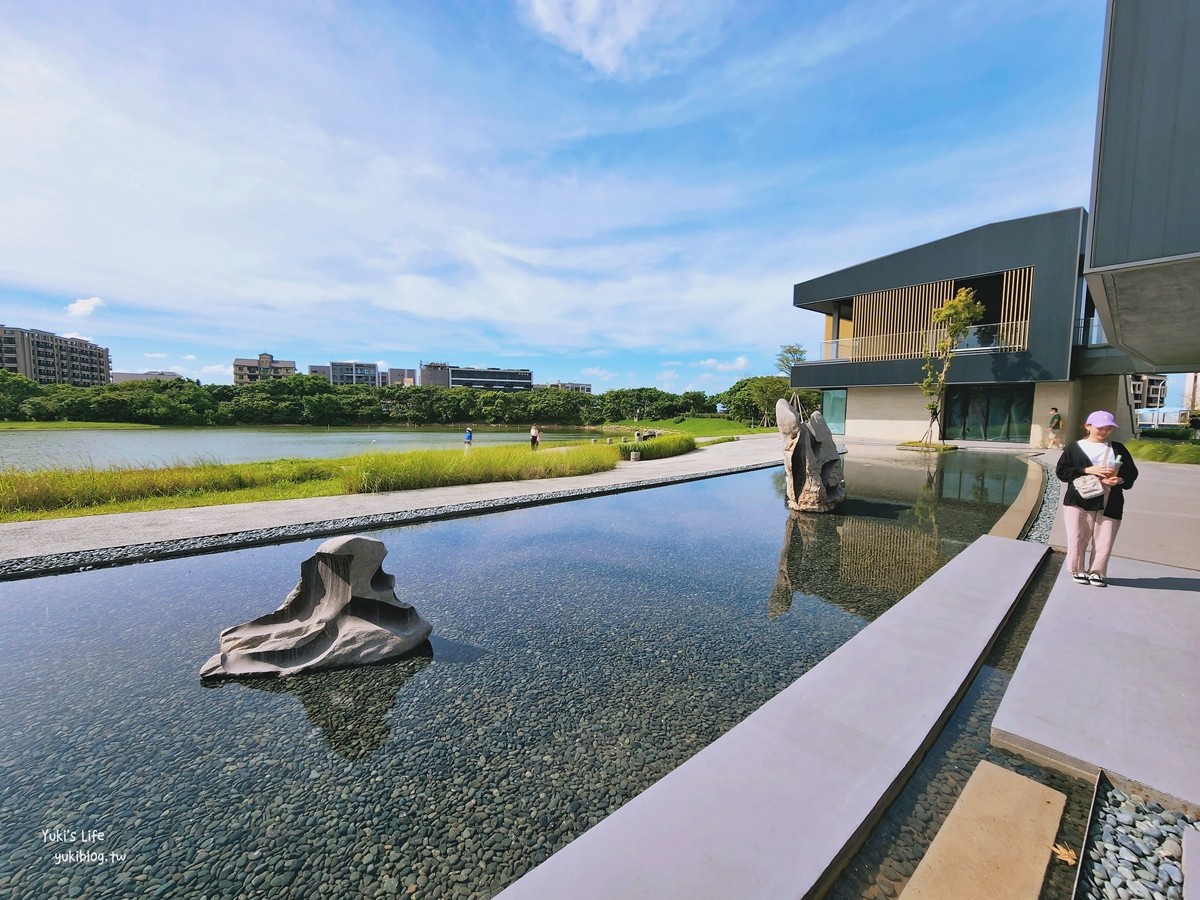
[308,363,417,387]
[112,371,183,383]
[233,353,296,386]
[420,362,533,392]
[1183,373,1200,412]
[1129,374,1168,409]
[1,325,111,387]
[533,381,592,394]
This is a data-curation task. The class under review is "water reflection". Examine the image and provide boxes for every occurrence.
[207,649,433,760]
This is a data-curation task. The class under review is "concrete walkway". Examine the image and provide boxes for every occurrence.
[0,435,785,573]
[993,453,1200,807]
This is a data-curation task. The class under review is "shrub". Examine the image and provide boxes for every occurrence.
[1136,427,1193,441]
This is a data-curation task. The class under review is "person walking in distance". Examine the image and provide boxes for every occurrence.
[530,424,540,450]
[1055,410,1138,587]
[1046,407,1063,449]
[464,426,473,448]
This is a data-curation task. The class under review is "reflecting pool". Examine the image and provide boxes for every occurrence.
[0,452,1027,899]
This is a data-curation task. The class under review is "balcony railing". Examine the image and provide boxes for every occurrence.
[818,320,1030,362]
[1075,316,1109,347]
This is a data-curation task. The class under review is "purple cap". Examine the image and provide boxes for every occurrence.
[1085,410,1117,428]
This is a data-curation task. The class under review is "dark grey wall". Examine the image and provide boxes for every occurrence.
[790,208,1087,387]
[1089,0,1200,268]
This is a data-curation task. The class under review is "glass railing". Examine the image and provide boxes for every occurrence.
[1075,317,1109,347]
[818,320,1029,362]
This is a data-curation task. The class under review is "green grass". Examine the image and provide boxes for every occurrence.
[897,441,959,453]
[1126,439,1200,465]
[0,420,160,431]
[609,417,767,437]
[617,434,696,461]
[0,444,623,522]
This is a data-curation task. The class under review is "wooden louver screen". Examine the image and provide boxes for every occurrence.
[1000,266,1034,350]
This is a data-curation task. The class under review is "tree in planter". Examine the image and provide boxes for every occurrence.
[918,287,985,445]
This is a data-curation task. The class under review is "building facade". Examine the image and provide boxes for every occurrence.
[1128,374,1168,409]
[419,363,532,392]
[111,371,183,383]
[788,209,1144,446]
[233,353,296,386]
[1,325,111,387]
[532,381,592,394]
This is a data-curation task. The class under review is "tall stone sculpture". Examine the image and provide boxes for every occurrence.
[776,398,846,513]
[200,535,432,680]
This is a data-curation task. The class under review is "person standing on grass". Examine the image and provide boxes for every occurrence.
[1047,407,1063,449]
[464,426,473,448]
[530,424,540,450]
[1056,410,1138,587]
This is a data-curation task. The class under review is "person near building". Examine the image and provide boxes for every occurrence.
[1046,407,1063,449]
[1055,410,1138,587]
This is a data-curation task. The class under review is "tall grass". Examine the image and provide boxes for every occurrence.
[617,434,696,460]
[0,444,623,519]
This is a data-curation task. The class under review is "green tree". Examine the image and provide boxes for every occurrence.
[775,343,808,375]
[919,287,986,444]
[0,371,41,419]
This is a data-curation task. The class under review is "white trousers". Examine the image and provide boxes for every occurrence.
[1062,504,1121,576]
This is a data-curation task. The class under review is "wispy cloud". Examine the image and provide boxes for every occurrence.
[581,366,617,381]
[696,355,748,373]
[62,331,92,341]
[144,352,168,358]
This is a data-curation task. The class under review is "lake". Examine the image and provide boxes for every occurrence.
[0,427,599,471]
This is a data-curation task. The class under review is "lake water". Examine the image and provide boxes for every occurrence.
[0,453,1027,899]
[0,427,598,471]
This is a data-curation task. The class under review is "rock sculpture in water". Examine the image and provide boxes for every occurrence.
[200,535,432,679]
[776,398,846,513]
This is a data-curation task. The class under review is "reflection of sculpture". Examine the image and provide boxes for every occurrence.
[235,652,432,759]
[200,536,433,679]
[776,399,846,512]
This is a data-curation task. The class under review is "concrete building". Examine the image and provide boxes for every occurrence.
[307,363,417,388]
[1184,373,1200,413]
[1,325,111,387]
[533,381,592,394]
[112,371,183,384]
[1128,374,1168,410]
[420,362,532,392]
[233,353,296,386]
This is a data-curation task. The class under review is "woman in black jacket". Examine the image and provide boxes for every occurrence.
[1055,410,1138,587]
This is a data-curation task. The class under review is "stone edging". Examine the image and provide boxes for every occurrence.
[0,459,783,582]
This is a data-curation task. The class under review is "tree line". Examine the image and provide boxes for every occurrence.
[0,371,820,428]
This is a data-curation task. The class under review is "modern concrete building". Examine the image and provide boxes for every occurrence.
[307,362,418,388]
[788,209,1144,445]
[1,325,111,387]
[1128,374,1168,410]
[419,362,533,392]
[111,371,183,384]
[1083,0,1200,370]
[233,353,296,386]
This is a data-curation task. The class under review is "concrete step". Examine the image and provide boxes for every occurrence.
[495,535,1048,900]
[900,760,1066,900]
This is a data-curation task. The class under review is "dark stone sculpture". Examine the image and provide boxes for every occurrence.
[776,399,846,513]
[200,535,432,679]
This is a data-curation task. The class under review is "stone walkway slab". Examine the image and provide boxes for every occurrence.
[495,536,1048,900]
[993,559,1200,807]
[901,760,1065,900]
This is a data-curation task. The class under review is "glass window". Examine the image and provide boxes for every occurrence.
[822,389,847,435]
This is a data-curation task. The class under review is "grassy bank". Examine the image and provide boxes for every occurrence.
[0,421,159,431]
[1126,439,1200,464]
[0,444,624,522]
[609,417,766,437]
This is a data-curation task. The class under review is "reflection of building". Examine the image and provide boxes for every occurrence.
[233,353,296,386]
[1128,374,1168,409]
[1,325,111,387]
[419,362,533,392]
[112,370,183,383]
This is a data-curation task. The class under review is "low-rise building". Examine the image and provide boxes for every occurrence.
[112,371,183,383]
[533,381,592,394]
[1,325,111,387]
[233,353,296,386]
[420,362,532,392]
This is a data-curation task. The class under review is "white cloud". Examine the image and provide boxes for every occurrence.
[66,296,104,316]
[581,366,617,381]
[514,0,730,78]
[183,354,196,360]
[696,355,748,372]
[201,363,232,376]
[144,352,168,358]
[62,331,92,341]
[657,369,678,383]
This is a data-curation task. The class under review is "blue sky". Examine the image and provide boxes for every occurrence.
[0,0,1184,402]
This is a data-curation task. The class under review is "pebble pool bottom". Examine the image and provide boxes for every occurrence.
[0,455,1025,899]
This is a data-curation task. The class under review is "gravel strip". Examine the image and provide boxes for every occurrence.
[0,460,781,582]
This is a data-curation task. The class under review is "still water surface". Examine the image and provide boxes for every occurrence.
[0,427,596,471]
[0,453,1026,899]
